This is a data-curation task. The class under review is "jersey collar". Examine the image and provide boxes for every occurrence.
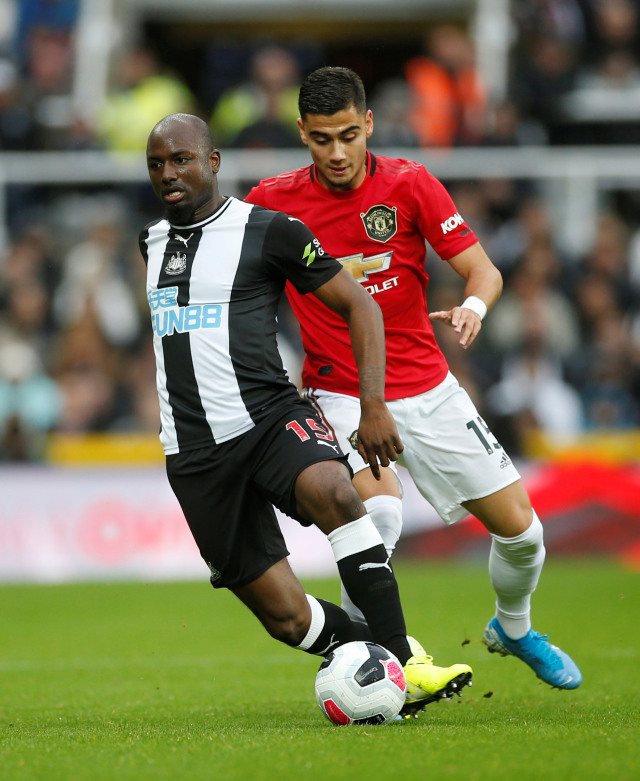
[167,196,233,230]
[309,151,376,199]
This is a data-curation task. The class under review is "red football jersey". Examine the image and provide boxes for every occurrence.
[246,152,478,399]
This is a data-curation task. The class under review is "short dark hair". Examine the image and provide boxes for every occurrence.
[298,67,367,118]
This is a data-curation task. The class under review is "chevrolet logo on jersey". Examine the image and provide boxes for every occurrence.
[338,251,393,282]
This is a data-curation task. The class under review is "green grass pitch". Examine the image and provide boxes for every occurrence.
[1,560,638,781]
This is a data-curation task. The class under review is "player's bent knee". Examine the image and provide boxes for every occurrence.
[295,461,364,529]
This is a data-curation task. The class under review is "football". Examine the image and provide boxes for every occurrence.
[315,640,407,725]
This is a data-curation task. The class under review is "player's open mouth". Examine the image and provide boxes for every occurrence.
[163,190,185,204]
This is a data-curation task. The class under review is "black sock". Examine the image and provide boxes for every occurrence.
[303,598,372,656]
[336,543,411,665]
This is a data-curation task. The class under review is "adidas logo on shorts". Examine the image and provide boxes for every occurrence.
[499,452,512,469]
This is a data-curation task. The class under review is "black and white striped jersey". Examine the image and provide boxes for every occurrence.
[139,196,342,455]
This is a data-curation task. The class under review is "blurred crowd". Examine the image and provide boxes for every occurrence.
[0,0,640,460]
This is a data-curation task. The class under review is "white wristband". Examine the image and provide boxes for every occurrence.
[461,295,487,320]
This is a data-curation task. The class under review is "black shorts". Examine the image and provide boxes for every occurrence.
[166,397,351,590]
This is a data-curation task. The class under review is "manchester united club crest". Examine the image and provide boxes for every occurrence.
[360,204,397,243]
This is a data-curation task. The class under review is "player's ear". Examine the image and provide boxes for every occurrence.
[297,117,309,146]
[365,110,374,139]
[209,149,221,173]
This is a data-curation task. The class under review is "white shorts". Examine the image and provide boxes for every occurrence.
[303,372,521,524]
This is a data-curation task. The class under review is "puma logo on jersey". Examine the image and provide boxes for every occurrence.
[338,251,392,283]
[358,557,392,573]
[441,212,464,234]
[174,233,194,247]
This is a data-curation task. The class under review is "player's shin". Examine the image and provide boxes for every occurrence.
[340,495,403,625]
[329,515,411,665]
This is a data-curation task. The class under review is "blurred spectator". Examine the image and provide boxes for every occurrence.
[540,0,640,142]
[110,340,160,432]
[0,227,59,364]
[405,26,487,147]
[0,340,62,460]
[1,226,57,289]
[18,23,77,149]
[513,0,586,47]
[368,79,419,147]
[574,211,634,311]
[485,318,584,455]
[562,49,640,142]
[53,217,142,349]
[51,311,124,432]
[96,46,195,152]
[512,33,581,143]
[12,0,79,67]
[482,100,548,146]
[0,57,37,149]
[582,0,640,69]
[488,195,560,275]
[484,241,580,358]
[208,45,301,148]
[482,101,522,147]
[571,271,623,351]
[510,0,586,142]
[579,315,639,429]
[562,232,639,429]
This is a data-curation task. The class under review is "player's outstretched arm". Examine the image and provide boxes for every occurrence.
[312,268,403,479]
[429,242,503,349]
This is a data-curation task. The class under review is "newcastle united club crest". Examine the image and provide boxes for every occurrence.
[165,251,187,275]
[360,204,397,243]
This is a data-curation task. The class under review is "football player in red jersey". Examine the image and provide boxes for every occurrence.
[246,67,582,690]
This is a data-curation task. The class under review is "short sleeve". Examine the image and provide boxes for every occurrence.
[245,181,266,208]
[263,211,342,294]
[414,167,478,260]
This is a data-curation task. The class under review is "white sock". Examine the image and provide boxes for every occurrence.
[339,496,403,624]
[295,594,326,651]
[489,511,546,639]
[327,513,384,560]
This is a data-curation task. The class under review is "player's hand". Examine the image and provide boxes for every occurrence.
[429,306,483,349]
[356,400,404,480]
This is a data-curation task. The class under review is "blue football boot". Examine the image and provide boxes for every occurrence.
[483,617,582,689]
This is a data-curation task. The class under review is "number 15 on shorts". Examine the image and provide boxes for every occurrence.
[286,417,341,454]
[466,416,501,455]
